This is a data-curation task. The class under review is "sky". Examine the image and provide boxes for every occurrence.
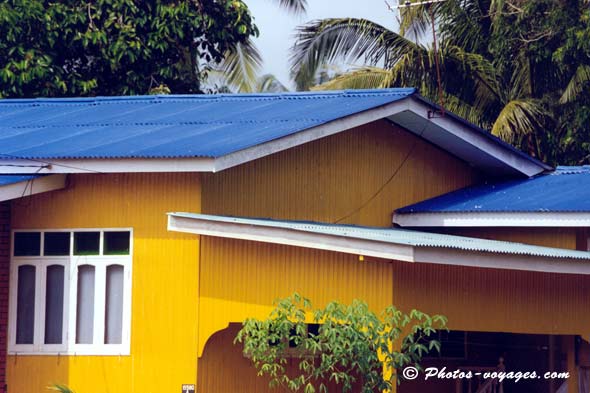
[245,0,401,89]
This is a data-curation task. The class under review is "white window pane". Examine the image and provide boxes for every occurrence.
[16,265,35,344]
[76,265,95,344]
[105,265,124,344]
[45,265,64,344]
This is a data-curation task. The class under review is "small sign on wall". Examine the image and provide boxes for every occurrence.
[182,384,195,393]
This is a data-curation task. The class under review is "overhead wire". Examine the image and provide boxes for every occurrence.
[332,120,429,224]
[0,152,103,173]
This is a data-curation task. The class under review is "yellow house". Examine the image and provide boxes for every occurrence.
[0,89,588,393]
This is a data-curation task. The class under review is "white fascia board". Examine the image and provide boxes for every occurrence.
[213,100,412,172]
[167,213,590,275]
[394,211,590,227]
[0,157,215,174]
[416,247,590,275]
[401,98,548,177]
[167,214,416,262]
[0,174,66,201]
[213,97,546,175]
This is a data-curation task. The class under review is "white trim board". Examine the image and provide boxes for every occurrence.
[0,175,66,202]
[167,214,415,262]
[167,214,590,275]
[0,97,547,176]
[393,212,590,227]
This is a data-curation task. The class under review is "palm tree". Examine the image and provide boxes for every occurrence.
[289,0,589,162]
[213,0,307,93]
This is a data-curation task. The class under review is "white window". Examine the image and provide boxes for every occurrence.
[9,229,132,355]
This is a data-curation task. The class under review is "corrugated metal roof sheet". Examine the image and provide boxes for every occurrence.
[170,213,590,260]
[0,89,416,160]
[396,166,590,213]
[0,175,42,186]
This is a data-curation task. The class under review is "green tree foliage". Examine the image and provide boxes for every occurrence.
[0,0,258,97]
[290,0,590,165]
[235,294,447,393]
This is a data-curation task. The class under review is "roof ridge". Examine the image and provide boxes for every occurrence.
[0,88,417,105]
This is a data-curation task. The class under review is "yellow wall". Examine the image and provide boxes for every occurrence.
[202,120,480,227]
[198,237,394,356]
[196,120,586,392]
[197,237,394,392]
[197,240,590,393]
[8,173,201,393]
[391,261,590,336]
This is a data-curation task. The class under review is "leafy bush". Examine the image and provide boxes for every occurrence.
[235,294,447,393]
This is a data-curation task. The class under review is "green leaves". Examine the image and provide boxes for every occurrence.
[48,384,74,393]
[0,0,258,97]
[236,294,447,392]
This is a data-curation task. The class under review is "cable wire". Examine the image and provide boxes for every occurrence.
[333,121,429,224]
[0,153,103,173]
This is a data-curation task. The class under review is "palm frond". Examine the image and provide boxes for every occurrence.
[440,91,491,128]
[488,0,506,21]
[411,79,490,128]
[257,74,290,92]
[269,0,307,15]
[311,67,394,90]
[48,384,74,393]
[290,18,425,90]
[560,64,590,104]
[397,4,432,38]
[438,0,490,54]
[507,52,532,101]
[443,44,501,107]
[215,38,263,93]
[491,99,546,140]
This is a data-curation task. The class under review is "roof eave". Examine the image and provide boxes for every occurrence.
[1,94,549,177]
[0,174,66,202]
[393,211,590,227]
[387,96,551,177]
[168,213,590,275]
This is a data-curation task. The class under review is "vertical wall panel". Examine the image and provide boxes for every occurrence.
[8,173,201,393]
[202,120,480,227]
[198,237,394,356]
[197,237,394,392]
[391,261,590,335]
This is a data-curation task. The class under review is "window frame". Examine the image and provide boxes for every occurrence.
[8,228,133,356]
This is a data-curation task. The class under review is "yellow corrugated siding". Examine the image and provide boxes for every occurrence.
[8,173,201,393]
[198,237,394,356]
[202,120,480,227]
[392,261,590,336]
[197,238,394,392]
[196,121,479,392]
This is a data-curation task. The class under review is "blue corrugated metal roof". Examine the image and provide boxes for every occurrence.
[169,213,590,260]
[0,89,416,159]
[396,166,590,213]
[0,175,42,186]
